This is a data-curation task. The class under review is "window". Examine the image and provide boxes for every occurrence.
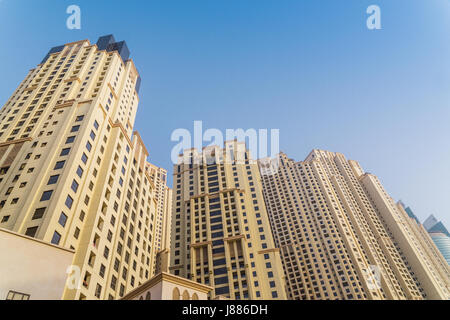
[32,208,46,220]
[5,187,13,195]
[81,153,88,164]
[54,161,65,170]
[48,175,59,185]
[60,148,71,156]
[58,212,68,227]
[71,180,79,193]
[71,125,80,132]
[96,255,106,272]
[6,291,30,300]
[95,284,102,298]
[76,166,83,178]
[215,286,229,295]
[25,226,38,237]
[110,276,117,290]
[66,136,76,144]
[40,190,53,201]
[65,195,74,209]
[74,227,80,239]
[51,231,61,245]
[0,167,10,175]
[76,115,84,122]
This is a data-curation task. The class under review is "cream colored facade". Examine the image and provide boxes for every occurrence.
[0,36,165,300]
[395,203,450,293]
[155,248,171,275]
[170,141,286,300]
[121,272,212,300]
[163,187,173,250]
[146,163,172,254]
[259,150,450,300]
[0,228,74,300]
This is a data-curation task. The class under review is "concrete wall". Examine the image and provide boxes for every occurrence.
[0,228,74,300]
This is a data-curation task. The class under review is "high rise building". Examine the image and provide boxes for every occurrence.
[169,141,286,300]
[423,215,450,265]
[393,205,450,294]
[397,201,420,224]
[259,150,450,300]
[146,163,172,253]
[424,215,450,237]
[428,234,450,265]
[0,35,165,300]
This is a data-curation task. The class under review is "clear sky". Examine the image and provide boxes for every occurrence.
[0,0,449,228]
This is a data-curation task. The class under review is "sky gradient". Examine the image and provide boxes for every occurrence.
[0,0,449,228]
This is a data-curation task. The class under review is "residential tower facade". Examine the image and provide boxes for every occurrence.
[259,150,450,300]
[169,141,286,300]
[0,35,164,300]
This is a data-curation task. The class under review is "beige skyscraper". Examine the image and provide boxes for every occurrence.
[146,163,172,253]
[259,150,450,300]
[169,141,286,300]
[146,163,173,275]
[0,35,165,300]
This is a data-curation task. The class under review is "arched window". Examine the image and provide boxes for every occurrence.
[145,292,151,300]
[139,296,143,300]
[192,293,199,300]
[172,287,180,300]
[182,290,190,300]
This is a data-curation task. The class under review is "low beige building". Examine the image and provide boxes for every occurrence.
[121,272,212,300]
[0,227,74,300]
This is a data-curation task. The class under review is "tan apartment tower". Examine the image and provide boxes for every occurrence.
[146,163,173,274]
[146,163,172,252]
[170,141,286,300]
[259,150,450,300]
[0,35,166,300]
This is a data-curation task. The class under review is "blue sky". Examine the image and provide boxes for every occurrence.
[0,0,449,228]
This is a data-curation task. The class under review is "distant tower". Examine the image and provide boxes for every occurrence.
[146,163,173,273]
[423,215,450,265]
[259,150,450,300]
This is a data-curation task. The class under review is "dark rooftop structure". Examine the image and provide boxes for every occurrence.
[40,35,141,93]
